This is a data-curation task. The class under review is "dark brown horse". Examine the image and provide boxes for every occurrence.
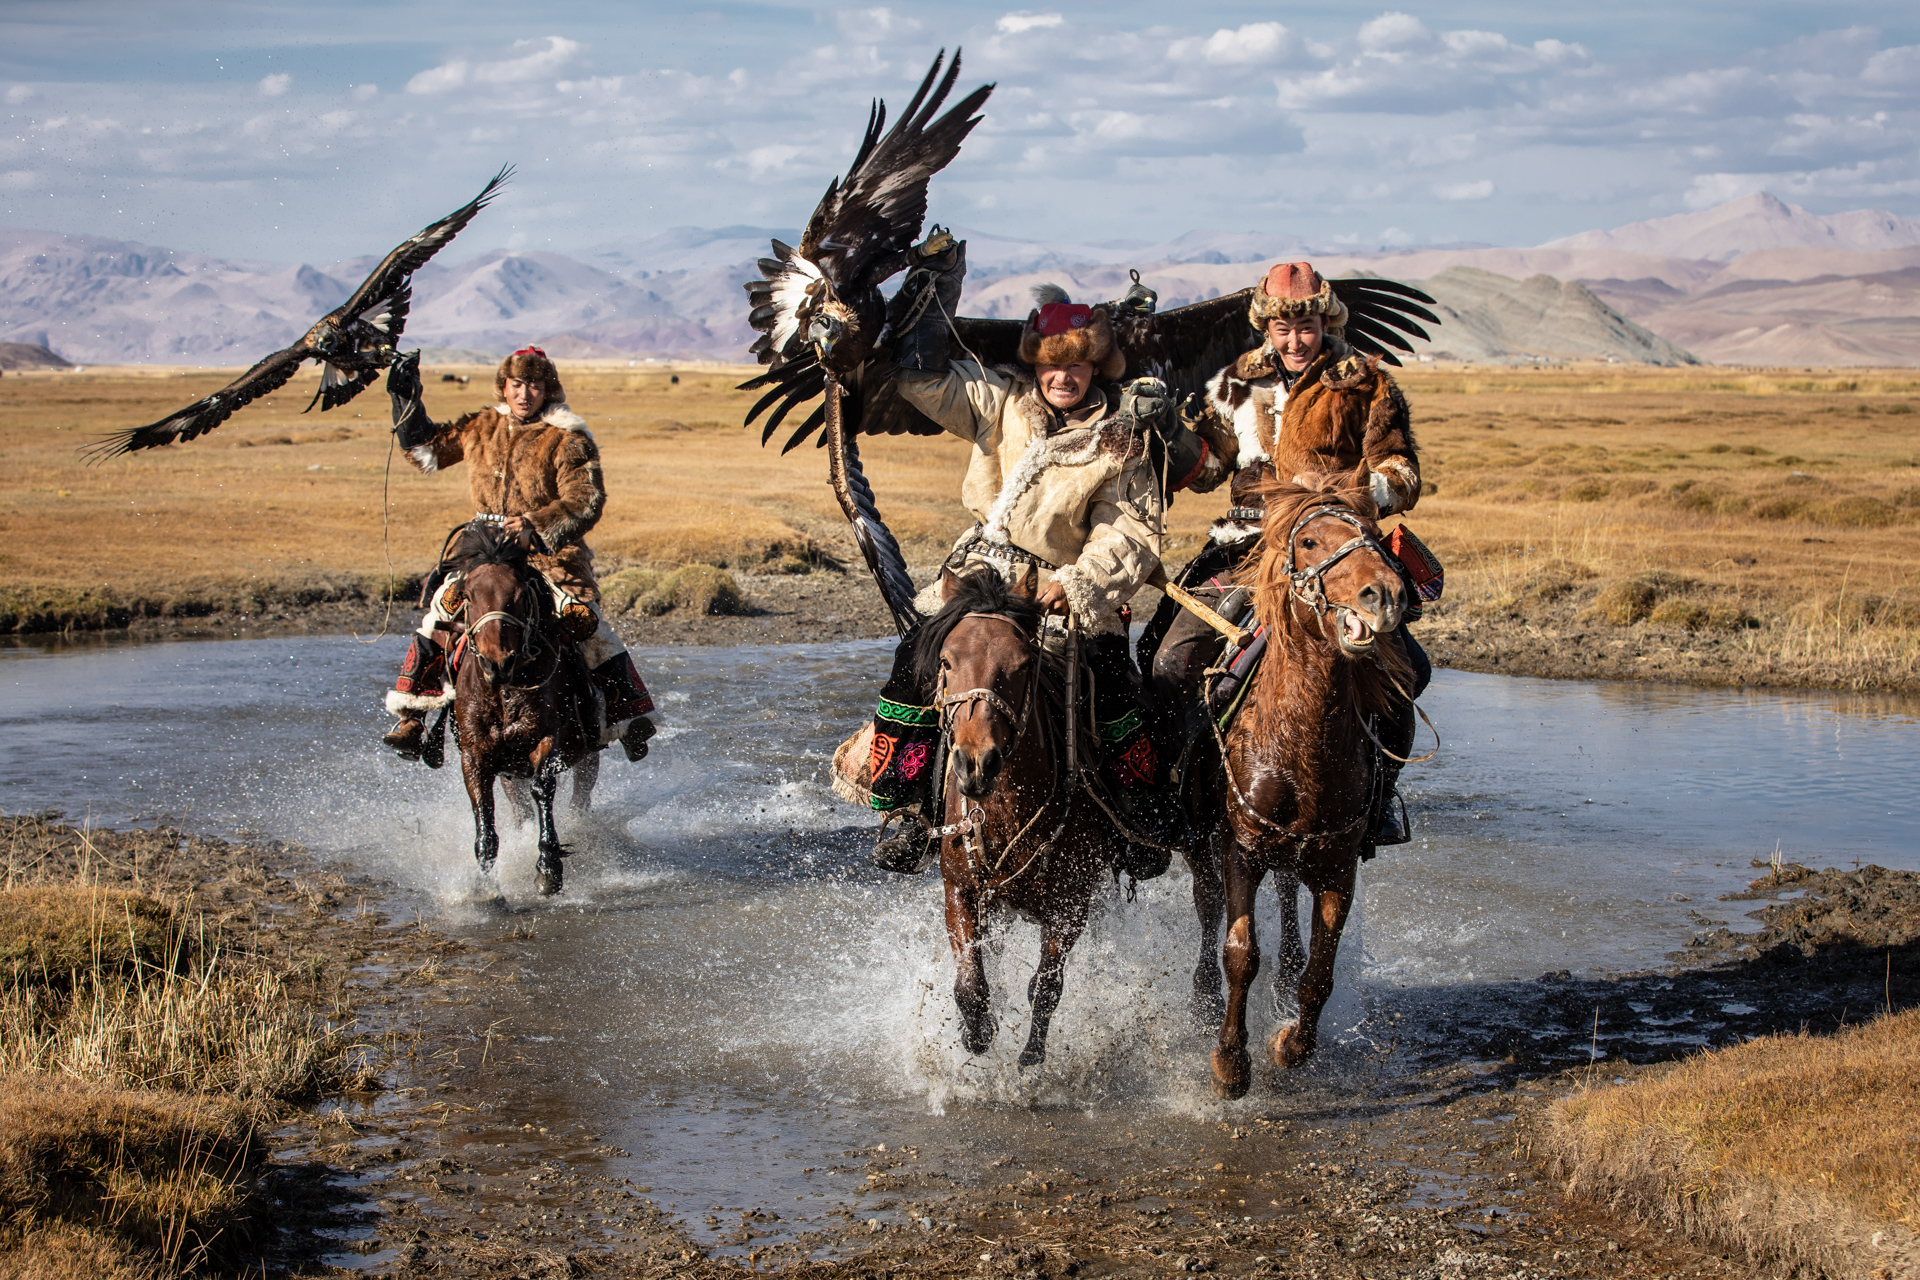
[1185,481,1413,1098]
[920,565,1121,1068]
[453,533,606,896]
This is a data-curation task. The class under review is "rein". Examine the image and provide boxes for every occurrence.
[459,579,559,689]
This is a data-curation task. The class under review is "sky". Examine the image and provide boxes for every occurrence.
[3,0,1917,263]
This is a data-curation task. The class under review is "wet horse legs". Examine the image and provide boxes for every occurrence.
[1273,870,1307,1018]
[944,871,994,1055]
[462,755,499,876]
[532,767,565,897]
[1210,839,1264,1099]
[1019,905,1089,1069]
[1268,864,1354,1069]
[1187,831,1227,1032]
[570,751,599,813]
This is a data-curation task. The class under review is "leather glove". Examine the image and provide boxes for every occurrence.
[888,228,967,374]
[1113,269,1158,318]
[388,350,431,447]
[1117,377,1211,491]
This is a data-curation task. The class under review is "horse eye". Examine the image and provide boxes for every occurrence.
[1302,537,1318,549]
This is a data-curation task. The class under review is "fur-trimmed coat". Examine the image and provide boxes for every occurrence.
[404,403,607,600]
[1199,336,1420,520]
[896,360,1164,632]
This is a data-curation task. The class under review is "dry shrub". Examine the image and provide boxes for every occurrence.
[0,889,196,991]
[0,1076,261,1273]
[1590,579,1658,625]
[1545,1009,1920,1277]
[602,565,746,617]
[1752,497,1806,520]
[1610,477,1658,498]
[1810,495,1896,528]
[1564,479,1609,502]
[0,1220,160,1280]
[0,889,348,1105]
[1648,597,1756,631]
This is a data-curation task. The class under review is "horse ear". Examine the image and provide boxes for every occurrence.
[1012,564,1038,599]
[939,565,961,602]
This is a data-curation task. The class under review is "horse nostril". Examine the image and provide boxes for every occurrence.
[978,747,1001,781]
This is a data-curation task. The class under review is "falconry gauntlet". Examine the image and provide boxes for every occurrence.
[889,230,967,375]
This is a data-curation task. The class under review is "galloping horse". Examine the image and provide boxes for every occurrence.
[1186,480,1414,1098]
[920,566,1122,1068]
[450,527,606,896]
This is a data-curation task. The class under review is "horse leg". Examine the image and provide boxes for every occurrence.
[1269,863,1355,1070]
[462,754,499,878]
[532,767,565,897]
[502,777,535,828]
[1210,839,1263,1099]
[1018,902,1089,1070]
[943,869,994,1055]
[1188,828,1227,1034]
[1272,868,1306,1019]
[570,750,599,815]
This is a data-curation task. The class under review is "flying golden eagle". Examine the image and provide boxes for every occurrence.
[738,52,1439,632]
[85,165,512,461]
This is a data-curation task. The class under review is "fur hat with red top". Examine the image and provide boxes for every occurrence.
[1246,261,1349,334]
[1017,284,1125,380]
[496,344,565,404]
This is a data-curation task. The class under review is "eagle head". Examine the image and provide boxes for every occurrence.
[806,300,857,364]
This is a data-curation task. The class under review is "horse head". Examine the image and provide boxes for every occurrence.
[458,527,547,689]
[916,563,1044,801]
[1250,477,1409,663]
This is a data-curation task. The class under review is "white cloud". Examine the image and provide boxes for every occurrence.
[1862,45,1920,86]
[407,60,469,95]
[257,73,291,97]
[1435,179,1494,200]
[1685,173,1772,209]
[351,83,379,101]
[1,170,37,189]
[1169,22,1300,67]
[996,12,1063,35]
[5,85,34,104]
[407,35,580,95]
[1357,13,1432,54]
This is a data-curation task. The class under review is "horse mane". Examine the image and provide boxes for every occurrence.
[913,567,1045,683]
[1237,477,1412,714]
[459,524,553,621]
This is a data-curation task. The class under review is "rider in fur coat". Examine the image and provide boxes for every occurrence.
[1141,261,1429,855]
[379,347,656,763]
[864,248,1210,880]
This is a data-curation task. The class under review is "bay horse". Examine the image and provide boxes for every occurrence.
[451,527,606,896]
[920,565,1122,1068]
[1186,480,1413,1098]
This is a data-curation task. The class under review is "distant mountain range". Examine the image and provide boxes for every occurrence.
[4,192,1918,368]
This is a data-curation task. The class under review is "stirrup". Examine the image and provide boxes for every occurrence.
[871,810,937,875]
[1372,789,1412,848]
[382,717,426,760]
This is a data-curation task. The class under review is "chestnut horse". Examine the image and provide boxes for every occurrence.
[920,565,1121,1068]
[453,532,606,896]
[1186,482,1413,1098]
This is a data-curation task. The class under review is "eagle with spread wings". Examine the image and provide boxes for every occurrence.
[85,165,513,462]
[739,52,1439,635]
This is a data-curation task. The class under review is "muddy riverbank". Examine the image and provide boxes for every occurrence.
[6,813,1915,1278]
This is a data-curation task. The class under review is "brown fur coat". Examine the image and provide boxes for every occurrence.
[405,403,607,600]
[1200,337,1419,520]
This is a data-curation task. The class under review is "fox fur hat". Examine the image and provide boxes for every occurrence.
[1246,261,1349,334]
[496,345,567,407]
[1018,284,1126,380]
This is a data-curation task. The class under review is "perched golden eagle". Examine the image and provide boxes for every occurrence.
[85,166,512,461]
[739,52,1438,633]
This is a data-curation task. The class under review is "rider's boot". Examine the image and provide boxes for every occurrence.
[382,633,446,758]
[868,632,941,874]
[1099,707,1182,883]
[1362,700,1417,859]
[591,655,657,761]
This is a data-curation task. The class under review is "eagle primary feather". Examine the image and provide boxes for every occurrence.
[85,165,512,462]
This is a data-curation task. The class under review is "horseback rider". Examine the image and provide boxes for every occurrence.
[864,238,1214,880]
[379,346,657,762]
[1142,261,1430,855]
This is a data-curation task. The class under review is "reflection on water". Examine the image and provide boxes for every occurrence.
[4,633,1916,1239]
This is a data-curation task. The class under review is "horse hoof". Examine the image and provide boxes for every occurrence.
[1017,1045,1046,1070]
[1210,1046,1251,1100]
[536,860,563,897]
[1267,1024,1312,1070]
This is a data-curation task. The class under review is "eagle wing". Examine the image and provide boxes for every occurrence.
[86,171,505,458]
[83,346,308,461]
[332,166,511,325]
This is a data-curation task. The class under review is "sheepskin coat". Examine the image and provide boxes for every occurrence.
[1201,337,1420,520]
[404,402,606,600]
[896,360,1163,633]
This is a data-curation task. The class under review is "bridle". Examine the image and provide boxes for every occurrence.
[935,612,1040,754]
[1282,504,1393,617]
[461,576,555,688]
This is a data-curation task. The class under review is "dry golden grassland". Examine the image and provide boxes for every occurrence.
[1547,1007,1920,1279]
[4,361,1918,688]
[0,820,356,1277]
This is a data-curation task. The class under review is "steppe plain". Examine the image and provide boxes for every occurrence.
[3,361,1917,694]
